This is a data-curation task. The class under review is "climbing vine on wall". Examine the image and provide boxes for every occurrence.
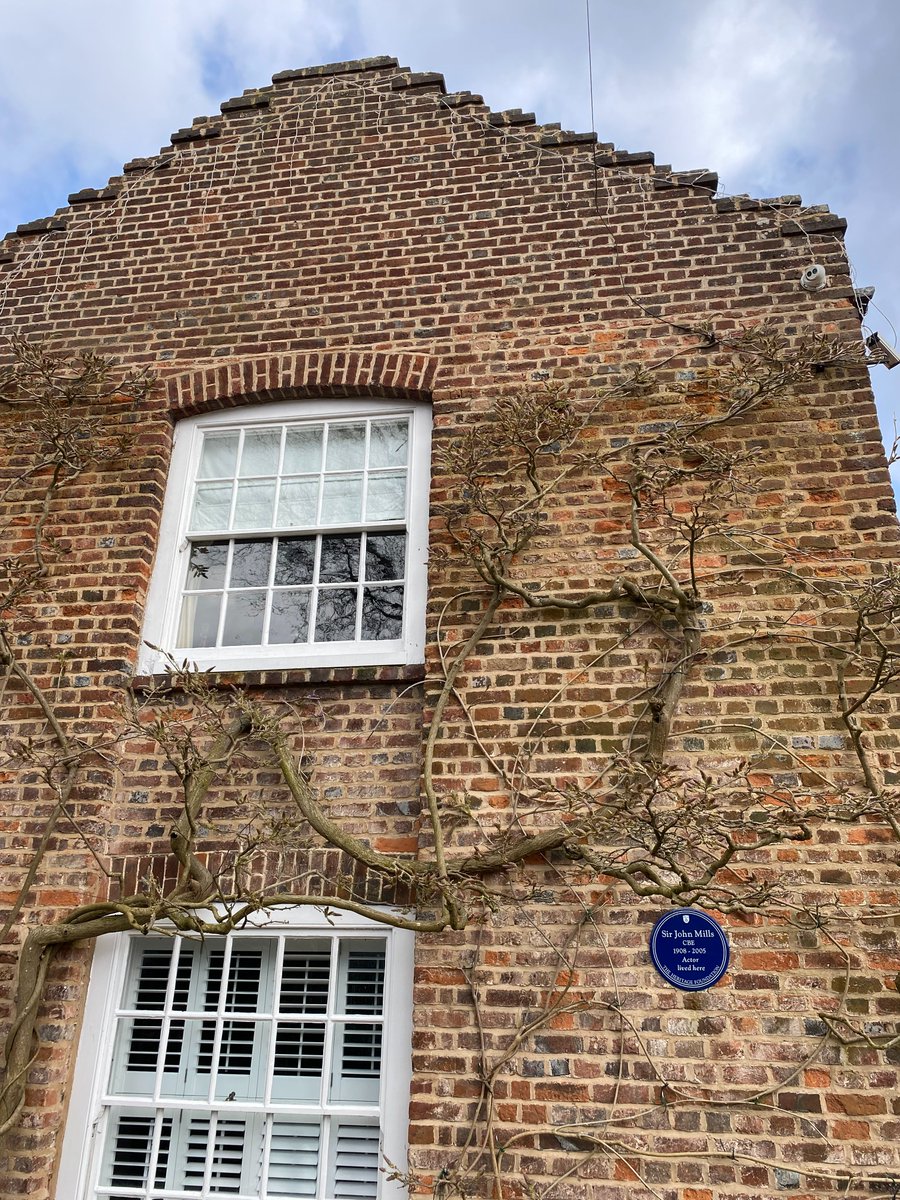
[1,328,899,1195]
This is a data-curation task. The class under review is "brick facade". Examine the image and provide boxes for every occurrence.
[1,55,899,1199]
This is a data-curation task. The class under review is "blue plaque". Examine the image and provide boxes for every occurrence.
[649,908,729,991]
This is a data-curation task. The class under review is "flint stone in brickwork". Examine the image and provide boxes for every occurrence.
[674,169,718,190]
[597,149,655,166]
[854,286,876,316]
[123,156,168,172]
[715,194,755,212]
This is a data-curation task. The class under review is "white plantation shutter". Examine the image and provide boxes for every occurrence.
[266,1120,321,1197]
[280,946,331,1011]
[330,1124,381,1200]
[342,948,385,1013]
[103,1111,157,1190]
[181,1115,249,1193]
[330,943,385,1103]
[77,923,408,1200]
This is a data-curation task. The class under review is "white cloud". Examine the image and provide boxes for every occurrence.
[0,0,349,228]
[592,0,848,190]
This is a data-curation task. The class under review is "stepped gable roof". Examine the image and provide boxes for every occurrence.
[0,54,848,263]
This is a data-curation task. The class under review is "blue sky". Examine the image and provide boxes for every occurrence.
[1,0,898,489]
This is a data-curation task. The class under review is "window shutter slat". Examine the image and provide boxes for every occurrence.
[106,1114,154,1186]
[180,1115,247,1193]
[340,1024,383,1078]
[279,948,330,1013]
[266,1119,321,1197]
[332,1124,380,1200]
[344,950,385,1015]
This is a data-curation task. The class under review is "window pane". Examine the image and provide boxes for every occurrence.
[369,419,409,468]
[204,950,225,1011]
[191,482,233,532]
[233,480,276,529]
[269,591,310,644]
[231,540,271,589]
[118,1015,163,1076]
[279,947,331,1013]
[325,423,366,471]
[330,1024,382,1104]
[239,429,281,477]
[224,948,265,1012]
[222,591,266,645]
[101,1111,156,1187]
[128,944,173,1009]
[158,1020,215,1099]
[214,1024,269,1102]
[216,1021,258,1074]
[362,587,404,641]
[273,1022,326,1101]
[278,478,319,527]
[198,433,239,479]
[366,473,406,521]
[178,592,221,647]
[284,426,323,473]
[365,535,405,582]
[320,536,361,584]
[275,538,315,586]
[314,590,358,642]
[330,1122,381,1198]
[186,541,228,590]
[268,1120,321,1197]
[321,475,362,524]
[341,946,386,1015]
[179,1115,250,1193]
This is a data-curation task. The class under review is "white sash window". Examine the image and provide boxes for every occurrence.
[57,911,414,1200]
[139,400,431,673]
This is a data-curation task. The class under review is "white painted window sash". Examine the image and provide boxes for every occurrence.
[139,399,431,674]
[57,909,414,1200]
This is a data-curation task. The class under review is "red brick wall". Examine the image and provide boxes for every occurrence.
[0,55,898,1198]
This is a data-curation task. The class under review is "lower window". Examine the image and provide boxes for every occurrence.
[57,911,414,1200]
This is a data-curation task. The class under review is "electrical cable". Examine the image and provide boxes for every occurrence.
[585,0,599,214]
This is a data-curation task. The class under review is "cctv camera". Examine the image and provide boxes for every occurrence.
[800,264,828,292]
[866,332,900,369]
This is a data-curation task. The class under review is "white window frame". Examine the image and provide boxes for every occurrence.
[139,399,431,674]
[56,906,415,1200]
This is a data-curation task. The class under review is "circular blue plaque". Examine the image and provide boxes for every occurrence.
[649,908,730,991]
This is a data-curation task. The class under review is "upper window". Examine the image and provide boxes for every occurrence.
[140,400,431,673]
[56,909,414,1200]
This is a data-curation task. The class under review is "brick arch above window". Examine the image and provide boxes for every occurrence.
[165,351,439,418]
